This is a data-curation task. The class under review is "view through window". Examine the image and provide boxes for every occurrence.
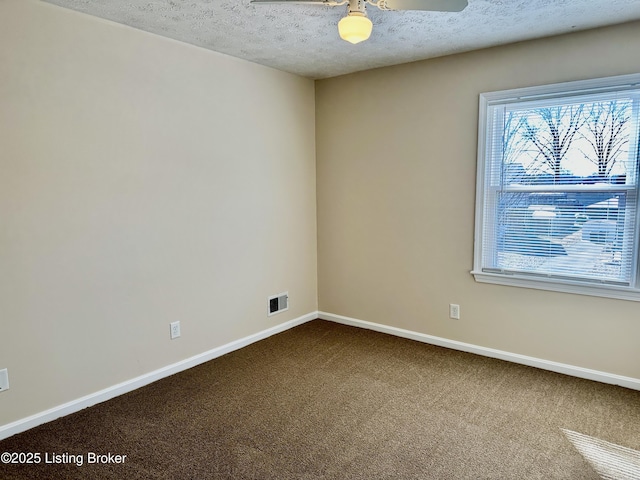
[473,74,640,300]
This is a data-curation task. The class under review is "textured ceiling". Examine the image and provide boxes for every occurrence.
[41,0,640,79]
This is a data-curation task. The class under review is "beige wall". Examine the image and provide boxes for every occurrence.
[0,0,317,426]
[316,22,640,379]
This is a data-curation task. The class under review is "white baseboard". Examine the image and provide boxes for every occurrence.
[0,312,318,441]
[318,311,640,391]
[4,310,638,441]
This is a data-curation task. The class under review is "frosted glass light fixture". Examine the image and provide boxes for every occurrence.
[338,12,373,44]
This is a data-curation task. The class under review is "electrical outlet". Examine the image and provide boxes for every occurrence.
[0,369,9,392]
[449,304,460,320]
[170,321,181,340]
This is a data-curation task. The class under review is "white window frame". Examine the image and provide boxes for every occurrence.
[472,73,640,301]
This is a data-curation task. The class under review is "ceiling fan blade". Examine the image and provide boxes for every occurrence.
[377,0,467,12]
[250,0,345,5]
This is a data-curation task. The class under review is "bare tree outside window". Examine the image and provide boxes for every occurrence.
[501,111,529,182]
[581,100,631,179]
[522,105,585,182]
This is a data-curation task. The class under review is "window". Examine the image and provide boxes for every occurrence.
[473,74,640,301]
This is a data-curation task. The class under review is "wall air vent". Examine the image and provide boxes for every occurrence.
[268,292,289,316]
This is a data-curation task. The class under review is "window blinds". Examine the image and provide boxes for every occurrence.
[479,89,640,287]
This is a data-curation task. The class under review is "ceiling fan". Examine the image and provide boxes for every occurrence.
[250,0,468,44]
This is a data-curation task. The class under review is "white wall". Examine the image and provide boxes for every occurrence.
[0,0,317,426]
[316,22,640,380]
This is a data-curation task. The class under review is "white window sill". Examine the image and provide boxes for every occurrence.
[471,270,640,302]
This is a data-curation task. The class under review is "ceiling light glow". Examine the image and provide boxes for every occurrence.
[338,12,373,44]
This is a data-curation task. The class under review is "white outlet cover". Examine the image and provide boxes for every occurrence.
[170,321,181,339]
[0,368,9,391]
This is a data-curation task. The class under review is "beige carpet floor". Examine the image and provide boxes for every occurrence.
[1,319,639,479]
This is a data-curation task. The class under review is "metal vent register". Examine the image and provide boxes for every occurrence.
[268,292,289,316]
